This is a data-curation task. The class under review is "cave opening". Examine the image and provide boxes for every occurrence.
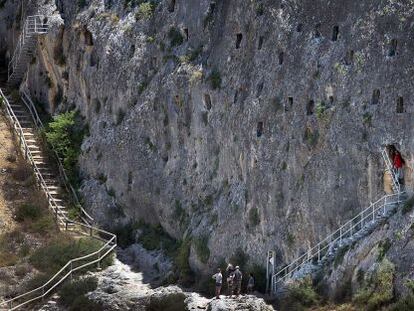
[372,89,380,105]
[306,100,315,115]
[258,36,264,50]
[168,0,176,12]
[257,122,263,137]
[345,50,354,65]
[184,28,189,41]
[236,33,243,49]
[288,97,293,108]
[396,96,404,113]
[332,26,339,41]
[278,51,284,65]
[296,23,303,32]
[314,23,321,38]
[388,39,397,57]
[203,93,212,110]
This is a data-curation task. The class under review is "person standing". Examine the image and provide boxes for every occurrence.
[393,150,405,184]
[212,268,223,299]
[226,264,235,296]
[247,273,255,294]
[233,266,243,296]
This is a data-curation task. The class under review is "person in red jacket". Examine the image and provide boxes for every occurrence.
[393,150,404,184]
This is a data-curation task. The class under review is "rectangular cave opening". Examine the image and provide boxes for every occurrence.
[307,100,315,115]
[258,36,264,50]
[203,93,212,110]
[345,50,354,65]
[388,39,397,57]
[278,51,284,65]
[257,122,264,137]
[168,0,176,12]
[372,89,380,105]
[288,97,293,107]
[332,26,339,41]
[236,33,243,49]
[314,23,321,38]
[296,23,303,32]
[396,96,404,113]
[184,28,189,41]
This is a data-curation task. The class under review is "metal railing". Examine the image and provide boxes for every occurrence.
[271,192,404,293]
[8,15,48,83]
[270,148,405,293]
[0,89,117,310]
[381,148,401,193]
[20,88,94,224]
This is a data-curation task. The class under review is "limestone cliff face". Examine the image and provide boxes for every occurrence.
[2,0,414,272]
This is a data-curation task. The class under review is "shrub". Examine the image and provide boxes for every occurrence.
[315,101,327,120]
[402,196,414,214]
[209,69,221,89]
[68,295,102,311]
[14,204,42,222]
[29,236,108,275]
[353,258,395,311]
[280,277,320,311]
[363,112,372,126]
[168,27,184,47]
[377,238,391,261]
[135,2,154,20]
[59,277,98,307]
[193,235,210,264]
[304,127,319,146]
[11,160,33,182]
[175,238,194,285]
[45,111,86,186]
[390,295,414,311]
[78,0,86,8]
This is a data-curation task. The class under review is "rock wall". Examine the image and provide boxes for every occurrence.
[3,0,414,272]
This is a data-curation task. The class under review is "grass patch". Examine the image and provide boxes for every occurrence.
[59,277,98,308]
[209,69,221,89]
[353,258,395,311]
[29,235,111,275]
[135,2,155,20]
[280,277,320,311]
[168,27,184,47]
[193,235,210,264]
[377,238,391,262]
[402,196,414,214]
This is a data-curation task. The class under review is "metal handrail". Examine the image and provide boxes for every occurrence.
[271,192,403,293]
[270,147,405,294]
[0,89,117,310]
[8,15,49,83]
[20,88,94,224]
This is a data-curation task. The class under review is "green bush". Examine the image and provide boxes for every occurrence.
[45,111,86,186]
[390,295,414,311]
[209,70,221,89]
[59,277,98,307]
[14,204,42,222]
[193,235,210,264]
[280,277,320,311]
[315,101,327,120]
[29,236,108,275]
[168,27,184,47]
[69,295,102,311]
[353,258,395,311]
[402,196,414,214]
[135,2,155,20]
[175,238,194,285]
[377,238,391,261]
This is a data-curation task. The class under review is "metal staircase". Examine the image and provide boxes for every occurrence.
[8,15,49,86]
[270,148,405,294]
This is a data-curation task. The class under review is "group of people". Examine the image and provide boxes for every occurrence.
[389,146,405,184]
[212,264,255,299]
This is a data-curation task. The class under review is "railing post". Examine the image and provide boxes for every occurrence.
[317,244,320,262]
[384,197,387,215]
[339,227,342,245]
[372,204,375,222]
[70,262,73,282]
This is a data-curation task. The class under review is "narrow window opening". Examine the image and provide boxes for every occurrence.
[372,90,380,105]
[345,50,354,65]
[258,36,264,50]
[168,0,176,12]
[203,94,212,110]
[332,26,339,41]
[388,39,397,57]
[314,23,321,38]
[257,122,263,137]
[234,90,239,104]
[278,51,284,65]
[307,100,315,115]
[184,28,189,41]
[288,97,293,107]
[256,81,264,96]
[236,33,243,49]
[296,23,303,32]
[210,1,216,14]
[372,89,380,105]
[396,96,404,113]
[329,96,334,104]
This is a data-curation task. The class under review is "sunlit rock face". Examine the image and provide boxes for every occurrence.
[3,0,414,272]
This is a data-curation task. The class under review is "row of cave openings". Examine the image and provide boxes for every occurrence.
[200,91,406,139]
